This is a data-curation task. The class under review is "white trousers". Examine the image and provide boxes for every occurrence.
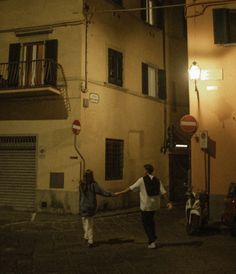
[82,216,94,244]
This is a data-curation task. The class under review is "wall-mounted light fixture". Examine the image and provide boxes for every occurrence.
[189,61,201,92]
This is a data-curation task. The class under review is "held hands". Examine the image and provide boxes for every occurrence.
[167,202,173,210]
[114,191,123,196]
[114,188,130,196]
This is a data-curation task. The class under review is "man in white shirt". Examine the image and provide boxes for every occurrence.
[115,164,172,249]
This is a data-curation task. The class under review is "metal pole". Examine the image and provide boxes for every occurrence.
[74,134,85,181]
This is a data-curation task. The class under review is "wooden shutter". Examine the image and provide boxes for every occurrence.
[158,69,166,100]
[108,48,115,84]
[44,39,58,86]
[8,43,21,87]
[140,0,147,21]
[213,9,229,44]
[142,63,148,95]
[116,51,123,86]
[155,0,164,29]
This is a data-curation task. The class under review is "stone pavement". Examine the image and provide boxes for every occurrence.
[0,206,236,274]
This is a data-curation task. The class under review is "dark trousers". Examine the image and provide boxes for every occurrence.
[141,210,157,244]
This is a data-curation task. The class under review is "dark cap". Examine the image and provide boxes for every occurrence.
[144,164,154,174]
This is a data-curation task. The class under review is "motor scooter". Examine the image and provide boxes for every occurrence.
[185,190,209,235]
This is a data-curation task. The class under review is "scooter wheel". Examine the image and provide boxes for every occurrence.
[230,219,236,237]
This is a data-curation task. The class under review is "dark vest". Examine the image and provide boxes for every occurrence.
[143,175,160,196]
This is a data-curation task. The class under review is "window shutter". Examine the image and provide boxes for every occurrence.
[44,39,58,86]
[108,48,116,84]
[155,0,164,29]
[140,0,146,21]
[116,51,123,86]
[45,39,58,62]
[142,63,148,95]
[8,43,21,87]
[158,69,166,100]
[213,9,229,44]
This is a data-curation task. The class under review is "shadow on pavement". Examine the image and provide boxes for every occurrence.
[96,238,135,246]
[160,240,203,248]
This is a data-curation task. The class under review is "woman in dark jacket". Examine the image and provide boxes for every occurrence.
[79,169,114,247]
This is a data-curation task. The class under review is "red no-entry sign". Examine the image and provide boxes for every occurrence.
[180,115,198,134]
[72,120,81,135]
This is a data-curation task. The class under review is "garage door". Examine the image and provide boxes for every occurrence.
[0,135,37,211]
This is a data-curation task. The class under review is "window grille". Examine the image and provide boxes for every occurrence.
[105,138,124,180]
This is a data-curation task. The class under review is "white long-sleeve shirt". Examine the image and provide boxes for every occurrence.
[129,175,167,211]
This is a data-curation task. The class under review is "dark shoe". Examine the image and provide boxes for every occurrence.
[88,243,94,248]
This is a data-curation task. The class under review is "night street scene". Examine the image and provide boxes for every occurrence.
[0,0,236,273]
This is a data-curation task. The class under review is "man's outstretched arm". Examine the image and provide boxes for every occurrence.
[114,188,131,196]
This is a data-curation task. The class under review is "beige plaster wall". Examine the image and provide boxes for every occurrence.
[0,0,170,213]
[187,3,236,201]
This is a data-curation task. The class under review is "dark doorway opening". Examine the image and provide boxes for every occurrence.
[169,151,190,204]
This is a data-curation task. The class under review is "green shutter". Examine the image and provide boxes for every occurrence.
[8,43,21,87]
[155,0,164,29]
[44,39,58,86]
[142,63,148,95]
[140,0,146,21]
[117,51,123,86]
[158,69,166,100]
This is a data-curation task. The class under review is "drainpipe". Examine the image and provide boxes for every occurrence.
[161,6,168,154]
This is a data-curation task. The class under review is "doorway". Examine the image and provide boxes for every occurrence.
[169,152,190,204]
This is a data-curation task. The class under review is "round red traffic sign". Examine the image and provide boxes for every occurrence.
[72,120,81,135]
[180,115,198,134]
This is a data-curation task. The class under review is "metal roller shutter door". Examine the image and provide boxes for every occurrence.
[0,136,36,211]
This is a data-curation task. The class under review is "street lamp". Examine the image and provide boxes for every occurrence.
[189,61,201,92]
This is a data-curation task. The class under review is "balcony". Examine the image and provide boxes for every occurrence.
[0,59,70,119]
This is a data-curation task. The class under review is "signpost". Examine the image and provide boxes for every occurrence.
[180,115,198,134]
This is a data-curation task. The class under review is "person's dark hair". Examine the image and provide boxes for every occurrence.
[144,164,154,174]
[80,169,95,193]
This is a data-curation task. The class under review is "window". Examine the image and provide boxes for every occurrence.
[8,39,58,87]
[142,62,166,100]
[108,48,123,87]
[105,139,124,180]
[140,0,164,28]
[213,9,236,44]
[112,0,123,5]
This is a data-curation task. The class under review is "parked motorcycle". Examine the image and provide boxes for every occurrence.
[221,182,236,237]
[185,190,209,235]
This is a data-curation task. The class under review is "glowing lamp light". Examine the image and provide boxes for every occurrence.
[189,61,201,80]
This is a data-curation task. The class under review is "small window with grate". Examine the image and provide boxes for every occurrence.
[105,138,124,180]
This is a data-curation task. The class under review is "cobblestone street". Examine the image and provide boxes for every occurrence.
[0,206,235,274]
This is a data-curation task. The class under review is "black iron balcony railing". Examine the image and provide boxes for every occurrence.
[0,59,64,89]
[0,59,70,110]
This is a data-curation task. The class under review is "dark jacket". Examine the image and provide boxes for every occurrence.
[79,182,113,217]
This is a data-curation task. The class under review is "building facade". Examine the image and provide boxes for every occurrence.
[186,0,236,219]
[0,0,188,213]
